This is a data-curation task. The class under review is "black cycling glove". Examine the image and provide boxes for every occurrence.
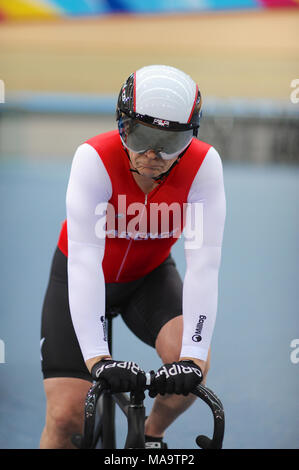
[148,360,203,397]
[91,359,146,393]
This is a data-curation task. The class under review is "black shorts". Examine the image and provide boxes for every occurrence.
[41,247,183,382]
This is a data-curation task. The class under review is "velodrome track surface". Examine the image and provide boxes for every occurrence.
[1,9,299,99]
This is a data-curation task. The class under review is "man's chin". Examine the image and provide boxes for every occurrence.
[139,168,160,178]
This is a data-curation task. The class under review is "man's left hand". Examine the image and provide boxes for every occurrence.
[148,360,203,397]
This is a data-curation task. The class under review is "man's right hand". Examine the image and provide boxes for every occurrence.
[91,359,146,393]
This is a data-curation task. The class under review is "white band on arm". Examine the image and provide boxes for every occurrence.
[66,143,112,361]
[181,147,226,362]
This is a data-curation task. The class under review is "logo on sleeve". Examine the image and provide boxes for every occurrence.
[192,315,207,342]
[100,315,107,342]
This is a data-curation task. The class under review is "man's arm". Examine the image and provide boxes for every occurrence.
[180,147,226,373]
[66,143,113,372]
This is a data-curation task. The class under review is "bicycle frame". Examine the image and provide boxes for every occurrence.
[76,313,225,449]
[81,384,146,449]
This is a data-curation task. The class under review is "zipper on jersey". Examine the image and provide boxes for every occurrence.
[115,194,148,281]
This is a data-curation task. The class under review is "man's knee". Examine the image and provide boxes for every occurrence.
[45,402,83,437]
[42,378,91,442]
[155,315,183,364]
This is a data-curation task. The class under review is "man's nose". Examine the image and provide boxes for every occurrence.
[144,150,159,159]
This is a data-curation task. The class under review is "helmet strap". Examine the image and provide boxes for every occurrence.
[123,144,190,184]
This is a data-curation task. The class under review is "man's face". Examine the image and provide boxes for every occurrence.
[128,149,179,179]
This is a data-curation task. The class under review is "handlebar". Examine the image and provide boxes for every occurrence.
[80,374,225,449]
[192,384,225,449]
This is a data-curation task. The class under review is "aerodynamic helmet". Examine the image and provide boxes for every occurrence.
[116,65,202,161]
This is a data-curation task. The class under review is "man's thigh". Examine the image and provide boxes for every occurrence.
[41,247,93,381]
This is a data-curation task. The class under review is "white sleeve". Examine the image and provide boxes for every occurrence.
[180,147,226,361]
[66,143,112,361]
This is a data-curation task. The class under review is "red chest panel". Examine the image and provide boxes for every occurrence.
[58,130,211,282]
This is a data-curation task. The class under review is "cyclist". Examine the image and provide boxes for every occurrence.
[40,65,226,449]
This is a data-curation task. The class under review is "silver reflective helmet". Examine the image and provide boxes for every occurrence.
[116,65,202,160]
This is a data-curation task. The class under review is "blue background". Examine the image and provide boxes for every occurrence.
[48,0,261,15]
[0,159,298,449]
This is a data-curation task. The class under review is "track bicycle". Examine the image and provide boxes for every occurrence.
[72,309,225,449]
